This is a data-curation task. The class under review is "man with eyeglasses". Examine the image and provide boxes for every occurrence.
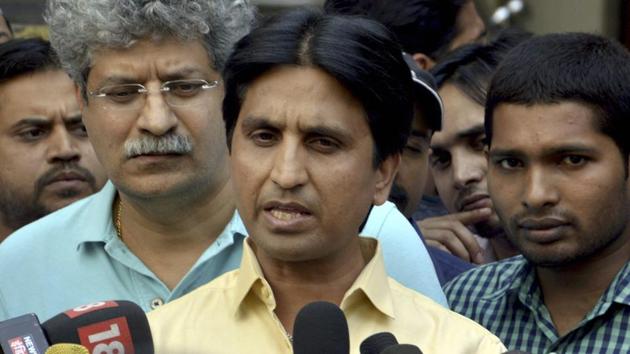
[0,0,445,322]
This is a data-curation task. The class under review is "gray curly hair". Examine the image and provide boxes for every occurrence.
[45,0,255,93]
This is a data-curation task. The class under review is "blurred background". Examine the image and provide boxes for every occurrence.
[1,0,630,47]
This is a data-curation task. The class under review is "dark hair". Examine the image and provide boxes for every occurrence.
[324,0,466,60]
[223,8,414,166]
[431,28,531,105]
[0,38,59,84]
[485,32,630,161]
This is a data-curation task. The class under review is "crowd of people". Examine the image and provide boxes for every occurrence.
[0,0,629,353]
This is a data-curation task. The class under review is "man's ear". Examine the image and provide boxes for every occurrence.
[412,52,436,70]
[373,153,400,206]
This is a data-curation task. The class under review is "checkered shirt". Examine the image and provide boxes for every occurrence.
[445,256,630,354]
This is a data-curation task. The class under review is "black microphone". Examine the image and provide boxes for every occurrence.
[381,344,423,354]
[0,313,50,354]
[292,301,349,354]
[42,300,153,354]
[360,332,398,354]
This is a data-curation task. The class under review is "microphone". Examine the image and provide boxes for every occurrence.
[0,313,50,354]
[45,343,89,354]
[381,344,423,354]
[42,300,153,354]
[292,301,349,354]
[360,332,398,354]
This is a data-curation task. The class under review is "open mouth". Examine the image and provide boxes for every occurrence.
[262,200,314,232]
[269,209,309,221]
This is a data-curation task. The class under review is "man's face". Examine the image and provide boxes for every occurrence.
[430,83,502,237]
[488,102,630,268]
[82,38,229,200]
[230,66,398,263]
[0,15,12,44]
[0,70,106,230]
[390,107,431,218]
[449,0,486,51]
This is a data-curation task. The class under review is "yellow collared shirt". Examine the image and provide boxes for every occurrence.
[148,238,506,354]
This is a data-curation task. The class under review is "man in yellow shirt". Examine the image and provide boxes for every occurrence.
[149,9,505,354]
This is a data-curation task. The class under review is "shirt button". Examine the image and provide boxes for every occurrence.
[150,298,164,309]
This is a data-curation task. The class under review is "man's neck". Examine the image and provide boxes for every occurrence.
[537,235,630,337]
[116,177,236,290]
[254,238,368,335]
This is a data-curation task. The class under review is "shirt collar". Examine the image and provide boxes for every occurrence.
[231,237,395,318]
[507,258,630,315]
[74,181,119,249]
[601,261,630,306]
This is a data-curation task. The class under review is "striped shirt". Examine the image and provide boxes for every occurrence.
[445,256,630,354]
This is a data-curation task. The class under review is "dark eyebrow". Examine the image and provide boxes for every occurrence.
[544,145,599,157]
[239,116,353,143]
[457,124,485,139]
[64,114,84,125]
[239,116,281,132]
[488,148,524,160]
[430,124,485,151]
[302,124,352,144]
[490,144,599,159]
[10,118,51,131]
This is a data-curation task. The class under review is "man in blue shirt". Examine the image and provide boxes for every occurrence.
[0,0,445,322]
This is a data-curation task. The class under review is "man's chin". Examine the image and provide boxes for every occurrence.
[40,195,89,213]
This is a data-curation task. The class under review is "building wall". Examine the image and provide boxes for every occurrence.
[477,0,622,38]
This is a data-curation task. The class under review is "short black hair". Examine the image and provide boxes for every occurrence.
[324,0,466,60]
[485,32,630,161]
[0,38,59,84]
[223,8,414,166]
[431,28,532,105]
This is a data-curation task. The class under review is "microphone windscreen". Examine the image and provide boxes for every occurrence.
[381,344,423,354]
[0,313,50,354]
[42,300,154,354]
[292,301,349,354]
[45,343,90,354]
[359,332,398,354]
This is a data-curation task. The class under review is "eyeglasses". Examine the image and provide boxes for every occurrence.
[88,79,221,111]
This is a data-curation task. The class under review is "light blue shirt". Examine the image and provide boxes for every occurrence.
[0,182,445,321]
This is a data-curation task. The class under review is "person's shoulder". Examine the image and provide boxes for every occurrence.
[361,201,411,237]
[0,184,114,261]
[387,278,506,352]
[1,197,90,249]
[444,256,527,304]
[149,268,241,323]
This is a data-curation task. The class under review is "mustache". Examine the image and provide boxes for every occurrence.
[455,187,485,211]
[35,163,97,197]
[124,134,193,158]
